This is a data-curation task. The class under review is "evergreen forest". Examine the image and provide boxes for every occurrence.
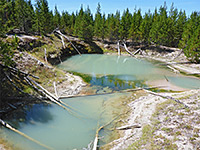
[0,0,200,62]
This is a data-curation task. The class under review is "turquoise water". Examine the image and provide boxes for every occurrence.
[2,93,129,150]
[167,76,200,89]
[1,54,200,150]
[58,54,157,80]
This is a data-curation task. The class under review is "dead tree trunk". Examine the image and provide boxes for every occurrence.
[117,41,121,56]
[123,42,135,57]
[54,30,81,55]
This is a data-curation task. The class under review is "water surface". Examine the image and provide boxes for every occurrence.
[1,54,200,150]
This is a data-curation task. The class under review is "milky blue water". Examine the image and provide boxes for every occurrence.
[1,54,200,150]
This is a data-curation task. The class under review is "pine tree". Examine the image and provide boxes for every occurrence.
[106,13,115,41]
[119,8,132,40]
[74,6,93,41]
[15,0,34,33]
[40,0,51,33]
[113,10,120,40]
[139,10,152,43]
[129,8,142,42]
[60,11,70,32]
[94,3,102,39]
[100,14,107,41]
[53,5,61,29]
[149,3,169,45]
[180,12,200,63]
[0,0,16,35]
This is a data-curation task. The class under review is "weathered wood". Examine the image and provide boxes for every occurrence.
[167,65,180,73]
[117,41,121,56]
[116,124,141,130]
[27,77,81,117]
[159,61,192,66]
[28,77,59,101]
[92,111,130,150]
[60,34,65,48]
[0,119,53,150]
[0,63,39,79]
[123,42,135,57]
[133,48,141,55]
[53,81,59,98]
[59,86,167,99]
[4,71,27,94]
[143,89,189,108]
[171,49,183,61]
[54,30,81,55]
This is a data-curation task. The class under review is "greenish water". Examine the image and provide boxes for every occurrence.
[1,93,129,150]
[58,54,200,90]
[1,54,200,150]
[167,76,200,89]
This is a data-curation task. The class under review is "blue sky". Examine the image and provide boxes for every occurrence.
[38,0,200,16]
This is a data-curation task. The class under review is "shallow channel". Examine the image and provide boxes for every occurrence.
[1,54,200,150]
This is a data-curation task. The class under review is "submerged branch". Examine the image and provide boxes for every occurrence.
[0,119,53,150]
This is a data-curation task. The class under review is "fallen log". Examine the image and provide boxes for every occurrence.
[0,119,53,150]
[167,65,180,73]
[27,77,82,118]
[143,89,189,108]
[159,61,192,66]
[117,41,121,56]
[115,124,141,130]
[133,48,141,56]
[53,81,59,98]
[59,86,167,99]
[54,30,81,55]
[0,63,39,79]
[171,49,183,61]
[92,111,130,150]
[4,71,28,95]
[123,42,135,57]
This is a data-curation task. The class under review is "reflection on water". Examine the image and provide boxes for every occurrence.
[1,54,200,150]
[5,103,53,129]
[1,93,129,150]
[89,75,146,91]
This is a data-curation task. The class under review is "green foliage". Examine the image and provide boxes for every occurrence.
[74,6,94,41]
[179,12,200,63]
[0,36,19,66]
[129,8,143,42]
[119,8,132,40]
[0,1,199,63]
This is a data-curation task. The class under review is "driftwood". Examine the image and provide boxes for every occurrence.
[115,124,141,130]
[133,48,141,55]
[0,119,52,150]
[54,30,81,55]
[143,89,189,108]
[117,41,121,56]
[171,49,183,61]
[59,86,167,99]
[92,111,130,150]
[123,42,135,57]
[159,61,192,66]
[0,64,39,79]
[167,65,180,73]
[53,81,59,98]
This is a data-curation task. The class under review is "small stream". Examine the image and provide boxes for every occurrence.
[1,54,200,150]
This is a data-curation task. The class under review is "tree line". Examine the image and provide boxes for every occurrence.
[0,0,200,62]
